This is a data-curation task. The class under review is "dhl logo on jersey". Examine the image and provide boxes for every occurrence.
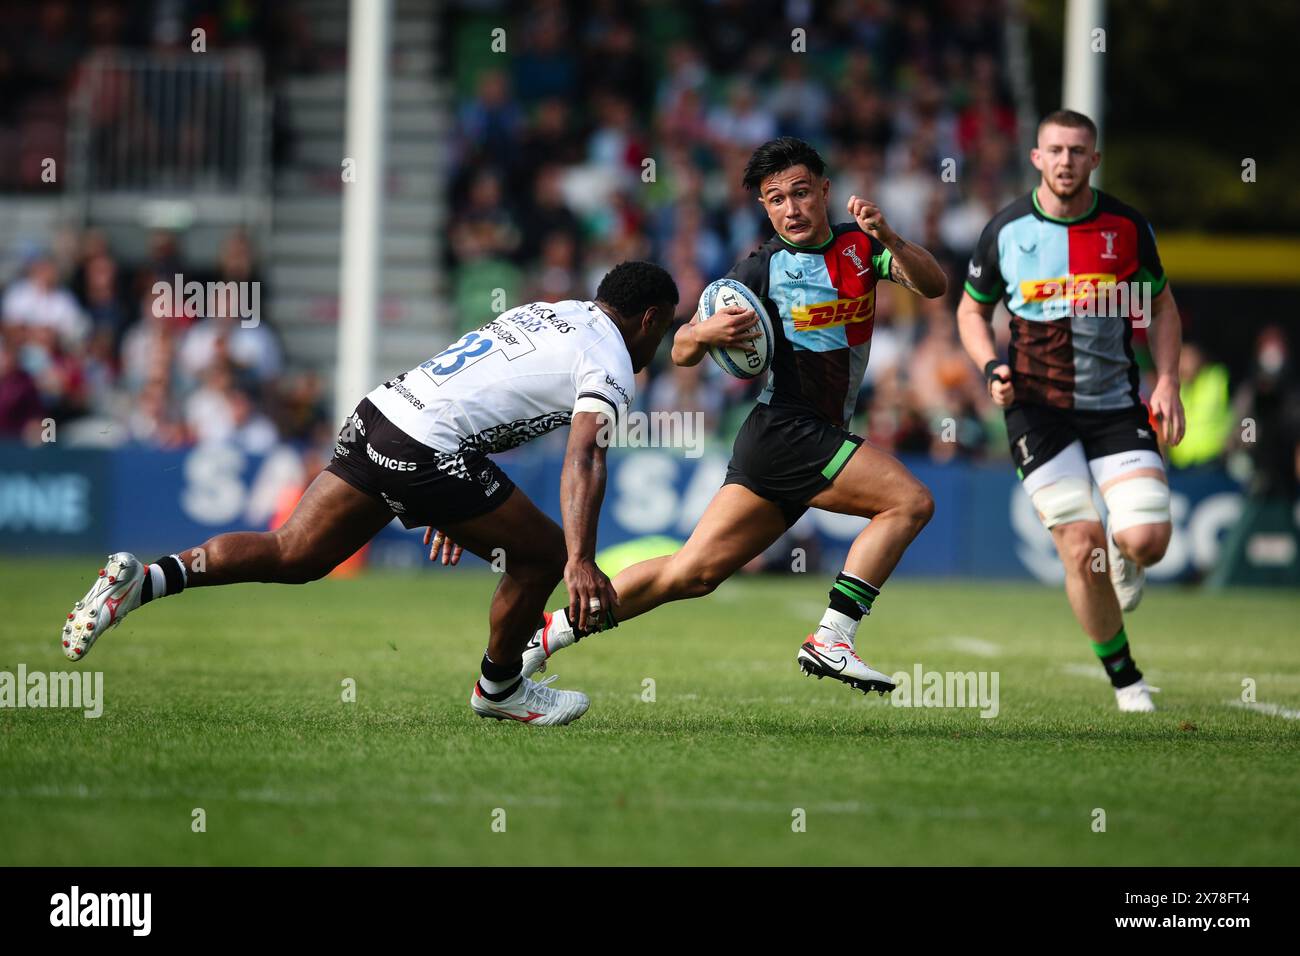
[1019,273,1119,302]
[791,290,876,331]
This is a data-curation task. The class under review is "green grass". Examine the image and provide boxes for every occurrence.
[2,559,1298,865]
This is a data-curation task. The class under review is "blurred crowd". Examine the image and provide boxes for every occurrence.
[0,226,332,451]
[0,0,315,191]
[1,0,1293,484]
[441,0,1293,474]
[0,0,326,451]
[446,0,1024,461]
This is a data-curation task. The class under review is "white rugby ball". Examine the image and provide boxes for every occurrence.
[696,277,774,380]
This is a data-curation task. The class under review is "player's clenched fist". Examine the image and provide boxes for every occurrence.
[847,195,898,246]
[985,362,1015,407]
[565,557,618,636]
[1148,376,1186,446]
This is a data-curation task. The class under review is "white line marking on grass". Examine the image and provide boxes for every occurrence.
[941,636,1001,657]
[1225,700,1300,720]
[1061,663,1109,682]
[788,599,829,618]
[712,587,824,619]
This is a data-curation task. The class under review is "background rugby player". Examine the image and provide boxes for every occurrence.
[521,136,949,696]
[60,262,679,726]
[956,110,1185,712]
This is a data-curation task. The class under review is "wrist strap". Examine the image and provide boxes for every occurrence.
[983,359,1005,384]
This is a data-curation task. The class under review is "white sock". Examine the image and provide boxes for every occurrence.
[478,652,523,696]
[478,675,519,695]
[148,564,167,597]
[816,608,861,645]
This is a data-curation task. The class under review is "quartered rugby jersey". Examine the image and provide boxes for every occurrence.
[964,189,1167,411]
[727,222,892,426]
[366,299,635,477]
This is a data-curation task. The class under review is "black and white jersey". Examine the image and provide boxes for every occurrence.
[366,300,635,477]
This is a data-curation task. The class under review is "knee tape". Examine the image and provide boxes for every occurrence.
[1102,477,1170,534]
[1029,477,1100,529]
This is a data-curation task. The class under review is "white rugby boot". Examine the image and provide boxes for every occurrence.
[520,609,581,678]
[61,552,146,661]
[797,633,897,695]
[1115,679,1160,713]
[1108,529,1145,613]
[470,674,590,726]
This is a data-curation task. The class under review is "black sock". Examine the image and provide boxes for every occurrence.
[478,653,523,701]
[1093,627,1143,689]
[828,572,878,620]
[139,554,187,606]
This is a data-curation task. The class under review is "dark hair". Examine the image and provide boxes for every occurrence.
[596,260,679,318]
[742,136,826,192]
[1037,109,1097,142]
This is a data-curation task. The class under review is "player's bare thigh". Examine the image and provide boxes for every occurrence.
[806,440,934,521]
[274,469,396,571]
[663,483,790,589]
[440,486,566,579]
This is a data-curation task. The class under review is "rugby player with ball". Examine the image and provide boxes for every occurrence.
[520,136,948,697]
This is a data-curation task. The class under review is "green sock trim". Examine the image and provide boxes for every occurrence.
[1092,627,1129,659]
[834,580,876,607]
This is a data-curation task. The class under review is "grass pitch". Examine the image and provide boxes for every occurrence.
[2,558,1298,866]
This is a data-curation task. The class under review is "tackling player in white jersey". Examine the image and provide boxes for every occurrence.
[58,261,679,726]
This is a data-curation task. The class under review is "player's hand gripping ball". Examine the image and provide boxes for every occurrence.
[696,278,774,380]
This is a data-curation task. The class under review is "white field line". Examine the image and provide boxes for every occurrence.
[786,599,830,618]
[1225,700,1300,720]
[709,589,826,620]
[1061,663,1109,682]
[941,636,1002,658]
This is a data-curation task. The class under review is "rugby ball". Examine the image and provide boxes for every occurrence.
[696,277,774,380]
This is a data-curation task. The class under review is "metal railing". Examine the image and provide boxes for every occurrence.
[67,49,269,226]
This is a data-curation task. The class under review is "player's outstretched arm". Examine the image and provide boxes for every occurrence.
[560,411,619,634]
[847,195,947,298]
[957,291,1014,406]
[1145,284,1185,446]
[886,244,947,298]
